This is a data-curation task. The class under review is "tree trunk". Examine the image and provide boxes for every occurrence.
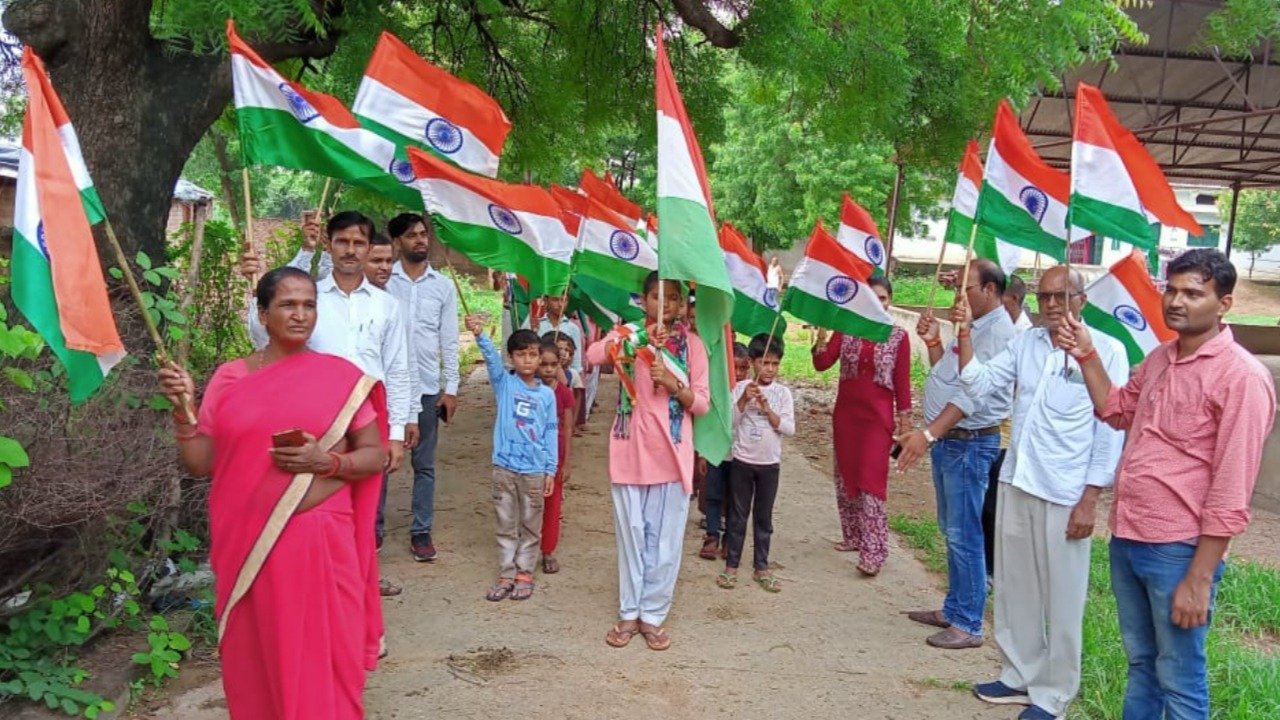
[210,127,244,232]
[1250,252,1257,279]
[4,0,339,264]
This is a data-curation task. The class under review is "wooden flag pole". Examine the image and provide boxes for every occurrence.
[242,168,258,287]
[955,219,982,333]
[101,221,196,424]
[760,311,783,367]
[924,235,951,312]
[440,247,472,316]
[316,177,333,218]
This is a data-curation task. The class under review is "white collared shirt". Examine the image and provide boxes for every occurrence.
[922,308,1017,429]
[247,275,412,441]
[384,261,460,407]
[960,327,1128,505]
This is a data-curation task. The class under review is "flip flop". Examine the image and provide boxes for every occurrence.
[485,580,514,602]
[638,624,671,651]
[605,622,638,648]
[753,573,782,593]
[716,571,737,589]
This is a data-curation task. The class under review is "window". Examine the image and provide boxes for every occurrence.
[1188,225,1220,248]
[1195,193,1218,206]
[1111,237,1122,251]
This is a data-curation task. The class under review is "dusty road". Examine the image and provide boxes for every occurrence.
[137,369,1021,720]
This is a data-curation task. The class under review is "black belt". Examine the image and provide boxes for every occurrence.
[941,426,1000,441]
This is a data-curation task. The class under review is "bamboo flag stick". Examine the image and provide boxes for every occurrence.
[924,234,951,312]
[760,311,783,366]
[316,177,333,218]
[242,168,258,287]
[101,221,196,424]
[955,219,982,332]
[440,247,472,316]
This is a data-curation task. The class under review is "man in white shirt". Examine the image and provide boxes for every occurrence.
[243,212,413,551]
[384,213,460,563]
[954,266,1127,720]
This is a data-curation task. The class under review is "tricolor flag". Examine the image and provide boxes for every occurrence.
[1081,251,1175,366]
[353,32,510,178]
[655,26,734,464]
[944,139,1024,274]
[720,223,785,338]
[579,168,644,226]
[568,275,645,328]
[1070,82,1203,249]
[228,21,420,208]
[782,222,894,342]
[976,100,1083,261]
[837,194,889,276]
[572,195,657,292]
[12,49,125,402]
[410,147,572,295]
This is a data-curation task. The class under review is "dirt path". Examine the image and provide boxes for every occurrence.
[136,369,1018,720]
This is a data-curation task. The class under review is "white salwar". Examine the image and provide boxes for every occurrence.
[611,482,689,626]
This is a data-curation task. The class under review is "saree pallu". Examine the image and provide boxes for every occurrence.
[201,352,387,719]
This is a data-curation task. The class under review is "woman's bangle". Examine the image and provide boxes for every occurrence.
[317,452,341,479]
[925,338,942,349]
[1077,348,1098,365]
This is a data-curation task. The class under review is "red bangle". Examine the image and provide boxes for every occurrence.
[317,452,341,479]
[1077,348,1098,365]
[925,338,941,348]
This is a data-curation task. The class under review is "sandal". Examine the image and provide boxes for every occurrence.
[833,541,859,552]
[605,621,638,648]
[698,534,719,560]
[716,571,737,589]
[857,562,881,577]
[753,572,782,593]
[542,555,560,574]
[485,578,514,602]
[510,573,535,601]
[638,623,671,651]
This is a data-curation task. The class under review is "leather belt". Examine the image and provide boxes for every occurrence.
[941,426,1000,441]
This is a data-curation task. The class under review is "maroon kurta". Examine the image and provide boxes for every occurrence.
[812,329,911,500]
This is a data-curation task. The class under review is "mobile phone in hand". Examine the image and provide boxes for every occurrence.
[890,443,903,460]
[272,428,307,448]
[437,404,449,423]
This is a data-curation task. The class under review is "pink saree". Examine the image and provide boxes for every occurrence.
[199,351,386,719]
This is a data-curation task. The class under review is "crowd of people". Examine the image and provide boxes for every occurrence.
[155,209,1275,720]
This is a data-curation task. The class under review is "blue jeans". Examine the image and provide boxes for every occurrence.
[410,393,441,538]
[703,461,729,537]
[930,435,1000,636]
[1110,537,1225,720]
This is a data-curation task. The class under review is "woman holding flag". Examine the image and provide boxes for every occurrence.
[158,268,388,719]
[588,271,710,652]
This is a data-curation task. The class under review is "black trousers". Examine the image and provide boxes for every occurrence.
[725,460,781,571]
[981,448,1007,577]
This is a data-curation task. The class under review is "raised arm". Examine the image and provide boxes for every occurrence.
[811,330,843,371]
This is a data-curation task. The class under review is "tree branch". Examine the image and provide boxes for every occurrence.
[669,0,741,49]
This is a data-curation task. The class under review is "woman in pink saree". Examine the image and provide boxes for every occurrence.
[159,267,388,719]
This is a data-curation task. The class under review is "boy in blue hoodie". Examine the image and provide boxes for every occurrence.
[466,316,559,602]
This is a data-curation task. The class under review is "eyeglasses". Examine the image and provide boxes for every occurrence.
[1034,290,1083,305]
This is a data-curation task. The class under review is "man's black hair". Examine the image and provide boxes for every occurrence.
[541,331,576,349]
[370,232,393,247]
[507,328,542,355]
[327,210,374,240]
[972,258,1007,296]
[747,332,785,359]
[1005,274,1027,302]
[387,212,428,239]
[256,267,315,310]
[1167,248,1237,297]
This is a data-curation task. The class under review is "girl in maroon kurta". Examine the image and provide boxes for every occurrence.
[811,276,911,576]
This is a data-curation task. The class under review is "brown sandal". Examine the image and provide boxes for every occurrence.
[698,534,719,560]
[605,621,638,648]
[542,555,560,574]
[638,623,671,651]
[904,609,950,628]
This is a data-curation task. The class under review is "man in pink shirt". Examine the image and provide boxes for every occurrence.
[1060,249,1275,720]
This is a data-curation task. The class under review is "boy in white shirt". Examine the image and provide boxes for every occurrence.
[716,333,796,593]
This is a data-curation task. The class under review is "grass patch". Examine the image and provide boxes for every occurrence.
[914,677,971,692]
[888,514,946,574]
[1226,313,1279,326]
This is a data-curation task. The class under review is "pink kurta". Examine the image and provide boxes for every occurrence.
[200,352,386,720]
[586,328,710,493]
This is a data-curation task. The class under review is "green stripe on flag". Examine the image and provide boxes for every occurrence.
[81,187,106,225]
[1069,193,1158,250]
[572,250,651,293]
[732,291,785,339]
[237,107,423,209]
[11,235,106,402]
[1081,303,1146,367]
[976,189,1067,260]
[430,214,569,296]
[356,115,462,174]
[781,287,892,343]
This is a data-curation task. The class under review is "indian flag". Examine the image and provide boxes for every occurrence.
[12,48,124,402]
[782,222,894,342]
[1081,251,1175,366]
[656,25,734,465]
[976,100,1083,261]
[1070,82,1203,249]
[580,168,643,226]
[944,140,1024,274]
[569,275,645,328]
[837,194,889,276]
[720,223,784,338]
[410,147,572,295]
[353,31,510,178]
[228,21,421,208]
[573,195,657,292]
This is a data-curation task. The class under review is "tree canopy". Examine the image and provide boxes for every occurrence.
[1231,189,1280,279]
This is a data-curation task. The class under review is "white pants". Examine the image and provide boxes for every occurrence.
[994,483,1092,717]
[611,482,690,626]
[584,365,601,421]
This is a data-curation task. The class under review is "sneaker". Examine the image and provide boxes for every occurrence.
[411,533,437,562]
[972,680,1030,706]
[1017,705,1057,720]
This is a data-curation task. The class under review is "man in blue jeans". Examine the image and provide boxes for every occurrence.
[1060,249,1275,719]
[898,259,1015,649]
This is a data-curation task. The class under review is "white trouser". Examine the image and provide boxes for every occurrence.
[611,482,690,626]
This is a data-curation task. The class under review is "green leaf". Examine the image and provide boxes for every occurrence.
[75,616,90,633]
[140,293,155,309]
[146,394,174,411]
[3,367,35,391]
[0,463,13,489]
[162,309,188,325]
[108,267,123,280]
[0,436,30,468]
[168,633,191,651]
[60,698,79,715]
[155,266,181,279]
[85,707,99,720]
[130,652,151,665]
[143,269,161,286]
[135,251,152,270]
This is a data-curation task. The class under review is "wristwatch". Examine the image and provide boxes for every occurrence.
[923,428,937,445]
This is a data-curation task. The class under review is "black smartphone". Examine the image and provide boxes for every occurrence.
[890,443,903,460]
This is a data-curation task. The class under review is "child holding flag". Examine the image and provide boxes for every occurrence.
[588,272,710,651]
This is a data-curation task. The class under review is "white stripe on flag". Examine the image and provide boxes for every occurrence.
[656,112,706,207]
[354,77,500,178]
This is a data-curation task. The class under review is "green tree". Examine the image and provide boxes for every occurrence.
[1231,189,1280,279]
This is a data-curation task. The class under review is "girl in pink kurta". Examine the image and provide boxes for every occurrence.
[587,274,709,652]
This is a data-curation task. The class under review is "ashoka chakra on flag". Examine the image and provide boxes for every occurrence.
[1019,186,1049,222]
[425,117,464,154]
[608,229,640,261]
[488,204,523,235]
[389,158,415,183]
[825,275,859,304]
[1113,304,1148,332]
[762,287,779,309]
[865,236,885,267]
[277,83,319,123]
